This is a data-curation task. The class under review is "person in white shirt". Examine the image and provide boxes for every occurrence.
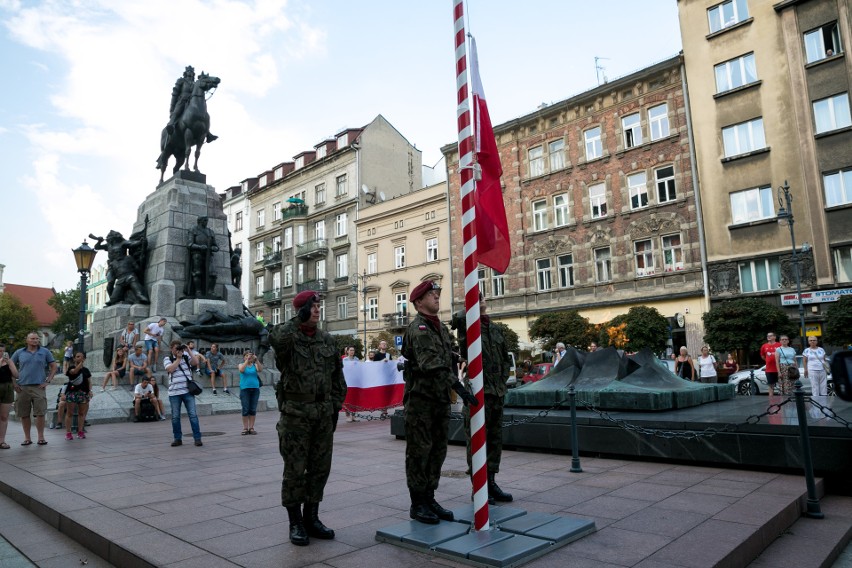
[164,340,202,446]
[553,343,566,365]
[144,318,168,372]
[134,377,165,420]
[697,346,717,383]
[803,337,829,396]
[118,322,139,351]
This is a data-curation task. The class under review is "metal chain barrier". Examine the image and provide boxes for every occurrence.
[344,402,402,421]
[807,397,852,431]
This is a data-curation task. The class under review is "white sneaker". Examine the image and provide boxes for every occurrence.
[159,415,167,421]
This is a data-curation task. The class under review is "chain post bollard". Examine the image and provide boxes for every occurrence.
[568,385,583,473]
[749,369,755,394]
[793,380,824,519]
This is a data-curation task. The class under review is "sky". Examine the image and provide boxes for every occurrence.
[0,0,682,293]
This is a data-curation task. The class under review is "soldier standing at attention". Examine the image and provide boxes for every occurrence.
[271,291,347,546]
[402,280,478,524]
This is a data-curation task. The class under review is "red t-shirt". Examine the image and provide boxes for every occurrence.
[761,342,781,373]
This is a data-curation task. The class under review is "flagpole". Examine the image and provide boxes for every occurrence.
[453,0,489,532]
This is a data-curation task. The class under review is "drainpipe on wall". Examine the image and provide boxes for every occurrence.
[445,153,456,316]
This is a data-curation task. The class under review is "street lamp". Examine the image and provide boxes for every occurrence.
[351,269,371,355]
[72,240,97,354]
[776,181,807,350]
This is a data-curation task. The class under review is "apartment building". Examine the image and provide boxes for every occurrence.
[220,180,254,297]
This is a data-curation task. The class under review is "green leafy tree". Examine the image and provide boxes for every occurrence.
[621,306,669,352]
[47,288,79,340]
[529,310,594,351]
[0,294,40,350]
[492,321,519,355]
[702,298,796,356]
[824,296,852,347]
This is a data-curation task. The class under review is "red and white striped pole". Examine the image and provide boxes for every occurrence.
[453,0,489,531]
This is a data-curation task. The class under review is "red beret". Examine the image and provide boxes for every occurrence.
[410,280,441,304]
[293,290,319,309]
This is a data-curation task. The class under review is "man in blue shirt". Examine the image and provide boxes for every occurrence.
[11,332,57,446]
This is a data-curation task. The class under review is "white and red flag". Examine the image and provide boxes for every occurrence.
[341,359,404,411]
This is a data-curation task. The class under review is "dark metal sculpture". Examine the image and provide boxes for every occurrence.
[172,308,270,358]
[228,231,242,288]
[90,215,150,305]
[156,67,220,184]
[184,216,219,298]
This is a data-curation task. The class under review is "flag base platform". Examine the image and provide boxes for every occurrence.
[375,505,595,568]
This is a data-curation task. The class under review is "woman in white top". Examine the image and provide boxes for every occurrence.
[697,346,717,383]
[803,336,828,396]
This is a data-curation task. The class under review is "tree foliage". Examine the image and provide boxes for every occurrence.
[623,306,670,352]
[47,288,79,340]
[0,294,40,350]
[702,298,796,355]
[529,310,594,351]
[824,296,852,347]
[492,321,519,355]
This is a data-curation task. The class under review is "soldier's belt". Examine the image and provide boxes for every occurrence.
[282,392,328,403]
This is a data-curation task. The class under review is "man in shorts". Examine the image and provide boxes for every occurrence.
[11,332,57,446]
[134,376,165,421]
[128,344,154,386]
[144,318,168,372]
[202,343,229,395]
[760,332,782,395]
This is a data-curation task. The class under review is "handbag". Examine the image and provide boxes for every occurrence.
[186,377,203,396]
[782,350,799,380]
[823,360,831,374]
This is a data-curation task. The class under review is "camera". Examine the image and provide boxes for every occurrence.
[397,361,405,372]
[177,344,187,351]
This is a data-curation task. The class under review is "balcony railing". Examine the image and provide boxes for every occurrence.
[384,313,409,329]
[281,205,308,221]
[263,251,283,268]
[297,279,328,293]
[262,289,283,304]
[296,238,328,259]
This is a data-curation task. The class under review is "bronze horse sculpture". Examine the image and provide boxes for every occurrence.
[156,72,220,184]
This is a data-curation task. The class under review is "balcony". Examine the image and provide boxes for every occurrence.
[384,312,409,330]
[296,238,328,259]
[263,251,283,268]
[262,289,283,304]
[281,205,308,221]
[297,279,328,293]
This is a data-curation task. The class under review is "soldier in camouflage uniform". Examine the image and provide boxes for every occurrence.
[270,290,347,546]
[452,294,513,503]
[402,280,478,524]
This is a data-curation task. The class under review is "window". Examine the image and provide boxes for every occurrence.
[628,172,649,210]
[426,238,438,262]
[553,194,569,227]
[335,213,347,237]
[395,293,408,316]
[635,239,655,276]
[730,186,774,224]
[367,252,377,274]
[715,53,757,93]
[283,227,293,249]
[649,104,670,140]
[316,260,326,280]
[297,263,304,284]
[337,295,348,319]
[557,254,574,288]
[549,139,565,171]
[536,258,552,291]
[335,253,347,278]
[394,245,406,269]
[722,118,766,157]
[368,297,378,320]
[656,166,676,203]
[824,169,852,207]
[813,93,852,134]
[708,0,749,34]
[284,265,293,287]
[478,267,487,294]
[272,235,281,253]
[835,246,852,282]
[804,22,842,64]
[595,247,612,283]
[258,175,267,188]
[532,200,548,231]
[294,156,304,169]
[234,211,243,232]
[529,146,544,177]
[584,127,602,160]
[272,271,281,291]
[336,174,347,197]
[337,133,348,149]
[315,220,325,240]
[739,258,781,292]
[316,145,327,159]
[315,183,326,205]
[255,242,263,262]
[271,307,281,325]
[256,208,265,228]
[589,183,607,219]
[272,201,281,222]
[255,276,264,297]
[662,234,684,272]
[296,225,305,245]
[491,270,505,297]
[622,113,642,148]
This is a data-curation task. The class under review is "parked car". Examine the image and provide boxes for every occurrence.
[521,362,554,385]
[727,355,834,395]
[506,352,517,388]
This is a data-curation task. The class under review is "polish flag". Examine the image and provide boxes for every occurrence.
[470,36,511,273]
[342,359,404,411]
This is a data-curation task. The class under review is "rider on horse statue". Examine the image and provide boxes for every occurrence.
[166,65,217,144]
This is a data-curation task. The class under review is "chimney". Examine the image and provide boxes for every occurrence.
[0,263,5,293]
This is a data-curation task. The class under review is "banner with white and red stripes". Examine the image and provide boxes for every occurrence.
[341,359,404,411]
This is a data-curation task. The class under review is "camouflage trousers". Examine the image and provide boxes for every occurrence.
[464,393,504,474]
[404,393,450,494]
[277,400,334,507]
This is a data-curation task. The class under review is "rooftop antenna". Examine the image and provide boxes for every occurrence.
[595,56,610,85]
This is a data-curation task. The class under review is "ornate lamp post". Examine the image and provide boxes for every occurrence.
[351,269,371,354]
[72,240,98,354]
[776,181,807,350]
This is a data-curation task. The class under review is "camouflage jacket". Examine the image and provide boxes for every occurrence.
[401,312,456,403]
[452,311,511,397]
[270,317,347,412]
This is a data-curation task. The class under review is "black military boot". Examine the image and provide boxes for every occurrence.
[488,473,513,502]
[303,502,335,539]
[409,491,439,525]
[426,490,454,521]
[286,505,309,546]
